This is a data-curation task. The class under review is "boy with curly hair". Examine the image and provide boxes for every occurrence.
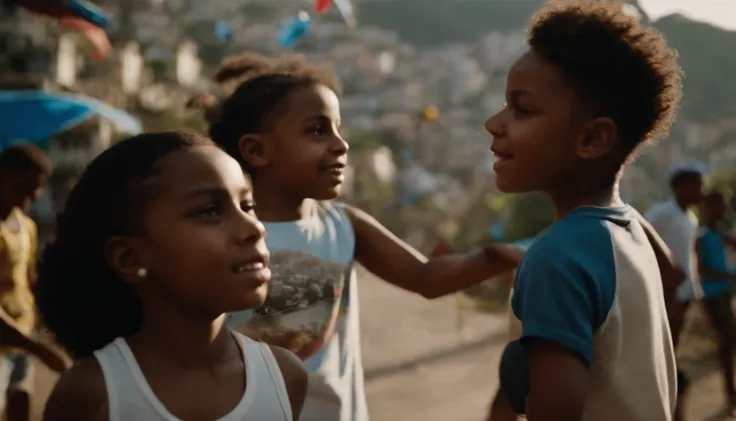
[485,1,682,420]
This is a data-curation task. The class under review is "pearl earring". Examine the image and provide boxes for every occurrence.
[137,268,147,278]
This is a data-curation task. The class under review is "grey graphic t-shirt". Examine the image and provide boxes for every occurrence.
[229,201,368,421]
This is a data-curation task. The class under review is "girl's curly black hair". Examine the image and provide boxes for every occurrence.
[187,52,341,177]
[35,131,213,358]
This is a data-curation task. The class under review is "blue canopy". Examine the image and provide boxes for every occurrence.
[0,91,142,148]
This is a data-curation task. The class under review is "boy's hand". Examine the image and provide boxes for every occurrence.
[0,317,71,373]
[484,243,525,268]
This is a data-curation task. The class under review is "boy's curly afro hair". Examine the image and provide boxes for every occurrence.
[528,0,683,155]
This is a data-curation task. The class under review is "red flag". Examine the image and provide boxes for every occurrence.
[60,15,111,60]
[314,0,332,13]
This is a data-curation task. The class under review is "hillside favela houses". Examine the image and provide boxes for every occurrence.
[2,0,736,243]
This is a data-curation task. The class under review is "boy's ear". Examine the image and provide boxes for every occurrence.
[577,117,617,160]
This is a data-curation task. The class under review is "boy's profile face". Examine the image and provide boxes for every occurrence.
[0,170,46,212]
[485,50,616,194]
[239,84,348,201]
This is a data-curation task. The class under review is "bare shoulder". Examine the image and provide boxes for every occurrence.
[268,345,308,420]
[43,357,108,421]
[19,210,37,231]
[339,203,377,232]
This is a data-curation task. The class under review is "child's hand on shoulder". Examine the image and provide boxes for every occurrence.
[484,243,525,268]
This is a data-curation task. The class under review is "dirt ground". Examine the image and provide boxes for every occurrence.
[359,270,734,421]
[24,268,733,421]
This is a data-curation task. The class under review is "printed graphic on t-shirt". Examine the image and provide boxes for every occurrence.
[233,249,348,360]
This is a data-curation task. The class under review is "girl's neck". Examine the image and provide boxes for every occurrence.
[129,297,233,369]
[252,182,313,222]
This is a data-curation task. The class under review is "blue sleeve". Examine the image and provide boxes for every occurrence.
[698,231,721,270]
[511,223,617,365]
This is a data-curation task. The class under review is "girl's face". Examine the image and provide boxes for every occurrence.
[109,145,270,316]
[241,84,349,201]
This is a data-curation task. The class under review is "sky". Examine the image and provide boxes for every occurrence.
[640,0,736,31]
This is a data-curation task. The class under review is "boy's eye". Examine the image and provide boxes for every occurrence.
[513,105,534,117]
[241,200,256,214]
[312,123,328,136]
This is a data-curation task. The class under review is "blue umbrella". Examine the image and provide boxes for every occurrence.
[61,0,111,28]
[0,91,142,148]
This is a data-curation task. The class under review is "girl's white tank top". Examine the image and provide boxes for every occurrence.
[93,332,292,421]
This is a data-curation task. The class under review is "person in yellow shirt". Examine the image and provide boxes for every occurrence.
[0,144,68,421]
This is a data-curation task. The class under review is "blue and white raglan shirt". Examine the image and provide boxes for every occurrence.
[502,206,677,421]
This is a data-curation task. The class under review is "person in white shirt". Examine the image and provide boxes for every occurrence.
[645,164,706,337]
[645,163,706,421]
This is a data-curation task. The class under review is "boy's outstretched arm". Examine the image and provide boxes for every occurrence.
[345,205,523,299]
[0,306,69,372]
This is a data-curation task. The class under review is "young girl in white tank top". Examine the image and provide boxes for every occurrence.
[35,131,307,421]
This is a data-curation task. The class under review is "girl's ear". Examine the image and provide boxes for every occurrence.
[104,236,149,285]
[238,134,271,169]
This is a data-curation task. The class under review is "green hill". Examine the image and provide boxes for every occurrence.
[356,0,541,46]
[652,14,736,122]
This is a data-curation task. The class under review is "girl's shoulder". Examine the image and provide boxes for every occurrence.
[43,357,108,421]
[268,344,308,419]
